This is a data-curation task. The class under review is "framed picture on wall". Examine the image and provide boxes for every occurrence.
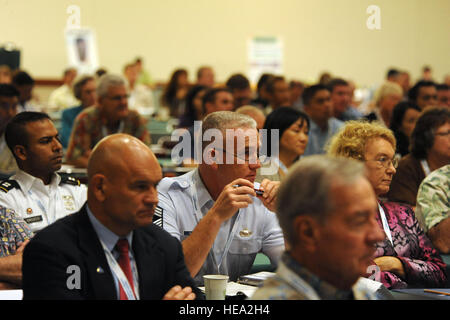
[65,27,99,76]
[248,36,283,85]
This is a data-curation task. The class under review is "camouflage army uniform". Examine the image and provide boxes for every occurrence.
[416,165,450,233]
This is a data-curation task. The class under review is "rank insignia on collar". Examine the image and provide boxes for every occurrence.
[0,180,20,193]
[26,208,33,215]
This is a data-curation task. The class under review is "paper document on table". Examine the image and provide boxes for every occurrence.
[199,281,258,298]
[0,289,23,300]
[237,271,275,286]
[226,281,258,297]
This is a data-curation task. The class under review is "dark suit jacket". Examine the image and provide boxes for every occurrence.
[22,204,202,300]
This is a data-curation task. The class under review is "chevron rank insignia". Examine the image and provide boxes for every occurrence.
[153,206,163,228]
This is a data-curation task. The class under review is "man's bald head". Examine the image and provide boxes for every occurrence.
[88,133,158,183]
[86,133,162,236]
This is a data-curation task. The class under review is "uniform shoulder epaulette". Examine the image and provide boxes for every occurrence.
[0,180,20,193]
[60,176,81,186]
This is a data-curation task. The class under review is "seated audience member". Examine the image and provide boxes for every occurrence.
[22,134,200,300]
[415,165,450,254]
[11,71,40,113]
[235,105,266,130]
[123,62,154,113]
[386,68,400,83]
[328,78,363,121]
[175,87,234,164]
[158,111,284,285]
[256,107,309,182]
[264,76,291,115]
[0,112,87,233]
[0,84,19,177]
[251,73,273,110]
[160,68,189,118]
[389,101,421,157]
[0,205,33,289]
[388,107,450,207]
[178,85,208,128]
[408,80,438,111]
[365,81,403,127]
[95,68,107,79]
[0,65,12,84]
[289,80,304,111]
[302,84,343,156]
[252,156,387,300]
[60,76,97,148]
[196,66,215,87]
[65,74,150,168]
[318,71,332,85]
[397,71,411,100]
[47,68,79,111]
[134,57,152,87]
[420,66,434,82]
[436,84,450,108]
[327,120,447,289]
[225,73,253,109]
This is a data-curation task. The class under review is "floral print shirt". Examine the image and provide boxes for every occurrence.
[372,201,447,289]
[0,206,33,257]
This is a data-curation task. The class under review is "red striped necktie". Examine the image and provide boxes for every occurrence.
[115,238,135,300]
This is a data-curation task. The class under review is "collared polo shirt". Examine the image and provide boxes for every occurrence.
[157,169,284,285]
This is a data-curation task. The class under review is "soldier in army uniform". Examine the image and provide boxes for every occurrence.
[0,112,87,233]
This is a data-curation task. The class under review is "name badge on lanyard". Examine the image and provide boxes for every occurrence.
[378,203,393,247]
[420,159,431,177]
[99,239,140,300]
[190,174,241,274]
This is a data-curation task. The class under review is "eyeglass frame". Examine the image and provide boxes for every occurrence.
[214,147,267,165]
[364,156,398,169]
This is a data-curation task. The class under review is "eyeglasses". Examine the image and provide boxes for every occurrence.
[107,94,130,101]
[435,130,450,137]
[215,147,266,164]
[365,156,398,169]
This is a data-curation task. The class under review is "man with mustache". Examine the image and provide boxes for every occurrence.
[0,112,87,233]
[158,111,284,286]
[65,74,150,168]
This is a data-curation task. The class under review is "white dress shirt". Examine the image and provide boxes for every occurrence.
[0,170,87,233]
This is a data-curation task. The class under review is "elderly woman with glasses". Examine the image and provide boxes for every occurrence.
[327,120,446,289]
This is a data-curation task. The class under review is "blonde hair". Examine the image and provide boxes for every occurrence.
[327,120,396,161]
[373,81,403,108]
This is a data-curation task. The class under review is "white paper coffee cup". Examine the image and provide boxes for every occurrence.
[203,274,229,300]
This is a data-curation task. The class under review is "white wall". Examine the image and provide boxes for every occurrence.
[1,0,449,87]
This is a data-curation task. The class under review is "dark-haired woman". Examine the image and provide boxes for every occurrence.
[388,107,450,207]
[389,101,421,157]
[256,107,309,182]
[161,68,189,118]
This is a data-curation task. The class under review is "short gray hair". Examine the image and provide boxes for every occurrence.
[201,111,256,151]
[276,155,365,246]
[96,74,126,98]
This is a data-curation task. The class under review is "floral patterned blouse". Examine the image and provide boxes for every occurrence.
[0,206,33,257]
[372,201,447,289]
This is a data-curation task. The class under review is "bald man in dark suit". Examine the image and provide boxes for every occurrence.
[22,134,200,300]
